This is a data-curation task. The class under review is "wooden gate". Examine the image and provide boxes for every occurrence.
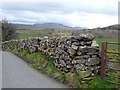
[100,42,120,85]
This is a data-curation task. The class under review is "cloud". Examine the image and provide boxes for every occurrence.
[0,0,119,28]
[1,0,118,15]
[1,2,65,13]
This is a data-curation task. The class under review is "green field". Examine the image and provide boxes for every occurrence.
[16,29,53,39]
[95,38,118,45]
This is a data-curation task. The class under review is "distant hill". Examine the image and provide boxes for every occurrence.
[14,23,119,30]
[33,23,87,30]
[13,24,40,30]
[99,24,120,30]
[13,23,87,30]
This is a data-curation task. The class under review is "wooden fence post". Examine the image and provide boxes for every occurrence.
[100,42,106,80]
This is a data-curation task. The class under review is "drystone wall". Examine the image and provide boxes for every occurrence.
[2,34,101,81]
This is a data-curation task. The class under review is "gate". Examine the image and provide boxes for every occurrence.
[100,42,120,85]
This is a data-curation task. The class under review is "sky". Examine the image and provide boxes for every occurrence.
[0,0,119,28]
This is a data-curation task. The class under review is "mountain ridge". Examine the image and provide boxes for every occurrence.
[13,23,119,30]
[13,23,87,30]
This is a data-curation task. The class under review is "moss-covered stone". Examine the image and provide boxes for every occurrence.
[65,72,79,87]
[83,77,95,81]
[77,70,91,78]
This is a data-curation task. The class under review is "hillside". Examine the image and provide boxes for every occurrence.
[13,24,40,30]
[14,23,119,31]
[14,23,85,30]
[100,24,120,30]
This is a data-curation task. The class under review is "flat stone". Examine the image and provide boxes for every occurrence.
[77,51,82,55]
[79,41,86,46]
[78,34,87,40]
[86,58,100,65]
[72,59,85,64]
[77,70,91,78]
[83,77,95,81]
[86,33,94,41]
[72,42,80,46]
[68,48,76,56]
[71,45,78,50]
[59,60,66,67]
[87,66,94,71]
[74,55,90,60]
[91,41,99,47]
[78,46,88,54]
[28,46,36,53]
[66,65,73,69]
[86,41,92,46]
[74,64,87,71]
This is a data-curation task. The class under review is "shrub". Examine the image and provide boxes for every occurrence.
[1,19,16,41]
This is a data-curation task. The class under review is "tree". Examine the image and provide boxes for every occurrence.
[1,19,16,41]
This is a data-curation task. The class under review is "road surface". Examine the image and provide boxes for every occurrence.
[2,51,67,88]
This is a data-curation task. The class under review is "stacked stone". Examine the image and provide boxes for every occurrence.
[18,39,27,51]
[2,34,101,82]
[50,34,101,81]
[39,37,48,54]
[1,41,10,50]
[2,39,19,50]
[27,38,39,53]
[18,38,40,53]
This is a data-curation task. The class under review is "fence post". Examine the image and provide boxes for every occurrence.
[100,42,106,80]
[105,42,108,67]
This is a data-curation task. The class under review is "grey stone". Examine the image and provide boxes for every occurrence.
[68,48,76,56]
[71,45,78,50]
[86,58,100,65]
[28,46,36,53]
[59,60,66,67]
[72,59,85,64]
[86,41,92,46]
[72,42,80,46]
[66,65,73,69]
[74,64,87,71]
[86,33,94,41]
[91,41,99,47]
[77,70,91,78]
[79,41,86,46]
